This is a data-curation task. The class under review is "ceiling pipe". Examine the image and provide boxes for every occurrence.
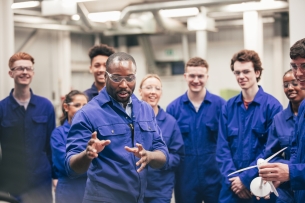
[120,0,259,24]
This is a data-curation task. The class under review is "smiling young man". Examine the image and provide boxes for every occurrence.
[259,38,305,203]
[216,50,282,203]
[166,57,225,203]
[0,52,55,202]
[65,52,169,203]
[84,44,115,101]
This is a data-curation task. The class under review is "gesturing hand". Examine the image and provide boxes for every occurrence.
[125,143,151,173]
[86,131,111,159]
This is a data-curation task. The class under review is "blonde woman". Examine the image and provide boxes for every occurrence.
[139,74,184,203]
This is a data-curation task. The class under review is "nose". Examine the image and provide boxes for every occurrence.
[296,67,303,76]
[287,83,294,89]
[119,79,128,87]
[193,76,199,82]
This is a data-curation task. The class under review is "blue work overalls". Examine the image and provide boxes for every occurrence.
[264,102,296,203]
[144,107,184,203]
[51,120,87,203]
[65,88,169,203]
[217,86,282,203]
[289,100,305,203]
[167,90,225,203]
[84,83,99,101]
[0,89,55,203]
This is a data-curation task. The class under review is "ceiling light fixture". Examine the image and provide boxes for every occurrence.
[159,7,199,18]
[88,11,121,23]
[71,14,80,21]
[11,1,40,9]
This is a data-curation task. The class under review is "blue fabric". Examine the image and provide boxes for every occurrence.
[51,120,86,203]
[144,107,184,200]
[65,88,169,203]
[84,83,99,101]
[216,86,282,203]
[263,103,295,203]
[0,89,55,203]
[289,100,305,203]
[166,90,225,203]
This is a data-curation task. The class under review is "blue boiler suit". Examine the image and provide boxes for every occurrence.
[217,86,282,203]
[166,90,225,203]
[84,83,99,101]
[289,100,305,203]
[65,88,169,203]
[264,103,296,203]
[51,120,87,203]
[144,107,184,203]
[0,89,55,203]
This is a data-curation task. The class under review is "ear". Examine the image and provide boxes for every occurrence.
[8,70,14,78]
[63,103,69,112]
[183,73,188,81]
[89,66,93,73]
[255,70,261,78]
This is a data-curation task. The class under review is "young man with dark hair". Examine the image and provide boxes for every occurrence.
[84,44,115,101]
[0,52,55,202]
[259,38,305,203]
[217,50,282,202]
[65,52,169,203]
[167,57,225,203]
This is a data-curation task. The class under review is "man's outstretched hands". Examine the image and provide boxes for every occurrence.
[125,143,151,173]
[86,131,111,159]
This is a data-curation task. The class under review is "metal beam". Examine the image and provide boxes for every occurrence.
[120,0,259,24]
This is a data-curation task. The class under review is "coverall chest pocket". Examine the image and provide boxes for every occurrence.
[252,126,267,144]
[228,128,239,155]
[206,123,218,144]
[138,121,156,149]
[179,125,191,153]
[0,119,19,143]
[97,124,128,160]
[32,116,48,142]
[278,135,292,148]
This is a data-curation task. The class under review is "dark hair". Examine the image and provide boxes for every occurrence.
[290,38,305,59]
[59,90,88,125]
[230,49,263,82]
[185,57,209,72]
[105,52,137,72]
[88,44,115,63]
[9,52,34,68]
[283,69,293,78]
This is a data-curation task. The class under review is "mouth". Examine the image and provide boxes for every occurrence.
[288,92,298,98]
[117,91,129,99]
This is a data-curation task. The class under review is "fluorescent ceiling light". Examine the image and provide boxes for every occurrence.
[11,1,40,9]
[225,1,288,12]
[159,7,199,18]
[71,14,80,21]
[88,11,121,23]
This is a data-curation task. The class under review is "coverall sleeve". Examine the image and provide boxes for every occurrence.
[167,122,184,170]
[65,110,93,178]
[239,102,282,188]
[47,106,56,178]
[51,128,67,177]
[263,121,289,164]
[288,105,305,190]
[151,117,169,170]
[216,104,237,179]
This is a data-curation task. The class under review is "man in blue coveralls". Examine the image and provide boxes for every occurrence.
[259,38,305,203]
[84,44,115,101]
[167,57,225,203]
[65,52,169,203]
[0,52,55,203]
[216,49,282,203]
